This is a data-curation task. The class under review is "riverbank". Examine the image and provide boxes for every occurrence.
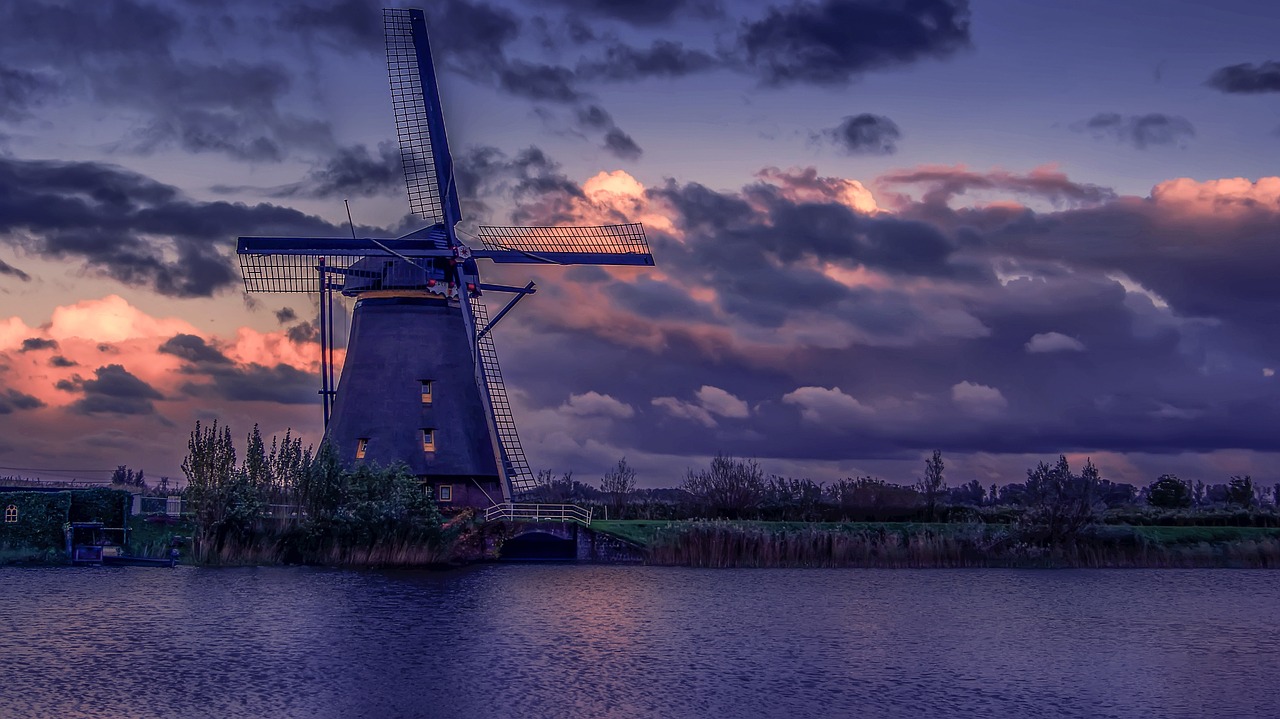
[591,520,1280,568]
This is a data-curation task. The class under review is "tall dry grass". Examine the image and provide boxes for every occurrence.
[644,521,1280,568]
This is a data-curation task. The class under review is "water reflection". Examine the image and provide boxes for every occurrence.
[1,566,1276,718]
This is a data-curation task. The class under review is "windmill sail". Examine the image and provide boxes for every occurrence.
[384,8,461,227]
[476,223,653,265]
[470,301,538,496]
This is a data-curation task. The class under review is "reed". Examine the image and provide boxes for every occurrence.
[643,521,1280,568]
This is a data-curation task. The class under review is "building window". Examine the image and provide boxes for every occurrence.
[422,429,436,452]
[4,505,16,523]
[420,380,433,405]
[438,485,453,502]
[356,438,369,459]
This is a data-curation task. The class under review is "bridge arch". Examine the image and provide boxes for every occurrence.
[499,529,576,561]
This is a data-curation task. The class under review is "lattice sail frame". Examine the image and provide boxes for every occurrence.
[477,223,650,255]
[385,9,446,225]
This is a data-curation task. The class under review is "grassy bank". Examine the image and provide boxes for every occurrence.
[593,520,1280,568]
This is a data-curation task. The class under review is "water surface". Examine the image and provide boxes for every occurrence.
[2,566,1276,718]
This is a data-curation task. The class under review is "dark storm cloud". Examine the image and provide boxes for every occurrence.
[577,40,719,81]
[0,1,333,162]
[1207,60,1280,94]
[263,143,402,200]
[545,0,722,25]
[283,0,384,50]
[287,321,321,345]
[574,106,644,160]
[19,338,58,353]
[276,307,298,324]
[0,156,351,297]
[0,388,44,415]
[0,65,57,121]
[49,356,77,368]
[818,114,901,155]
[182,364,319,405]
[739,0,971,86]
[0,258,31,282]
[1074,113,1195,150]
[455,145,584,221]
[603,129,643,160]
[67,364,164,416]
[158,334,232,365]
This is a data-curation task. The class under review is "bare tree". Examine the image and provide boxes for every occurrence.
[916,449,945,521]
[599,458,637,519]
[681,454,765,519]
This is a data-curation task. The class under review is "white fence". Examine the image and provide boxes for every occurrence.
[484,502,593,526]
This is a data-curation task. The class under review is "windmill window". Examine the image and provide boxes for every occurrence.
[420,380,433,405]
[356,438,369,459]
[4,505,16,523]
[438,485,453,502]
[422,429,436,453]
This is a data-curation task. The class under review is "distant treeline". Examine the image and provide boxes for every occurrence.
[531,453,1280,534]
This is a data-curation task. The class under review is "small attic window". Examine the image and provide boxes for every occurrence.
[420,380,433,405]
[356,438,369,459]
[422,428,436,453]
[4,505,16,523]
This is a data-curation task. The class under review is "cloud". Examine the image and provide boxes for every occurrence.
[0,157,349,297]
[652,385,749,427]
[0,65,58,121]
[560,391,636,418]
[1207,60,1280,94]
[181,363,319,405]
[577,40,719,81]
[782,386,871,424]
[158,334,233,365]
[544,0,722,25]
[19,338,58,353]
[739,0,971,86]
[68,364,165,416]
[0,388,44,414]
[1074,113,1195,150]
[877,164,1116,208]
[817,114,901,155]
[603,129,643,161]
[0,258,31,282]
[0,2,333,162]
[49,355,77,368]
[1025,332,1086,353]
[575,106,644,160]
[950,381,1007,414]
[262,143,402,200]
[275,307,298,324]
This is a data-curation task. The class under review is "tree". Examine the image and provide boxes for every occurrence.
[599,458,637,519]
[1146,474,1192,509]
[1225,475,1256,507]
[916,449,945,521]
[1021,456,1100,544]
[681,453,765,518]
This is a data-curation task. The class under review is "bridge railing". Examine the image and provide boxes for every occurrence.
[484,502,593,526]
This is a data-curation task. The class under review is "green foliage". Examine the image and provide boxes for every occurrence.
[1147,474,1192,509]
[180,422,443,565]
[0,491,71,552]
[1226,475,1256,507]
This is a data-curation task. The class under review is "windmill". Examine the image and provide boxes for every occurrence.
[236,8,654,508]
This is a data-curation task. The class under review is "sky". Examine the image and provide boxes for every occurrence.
[1,0,1279,489]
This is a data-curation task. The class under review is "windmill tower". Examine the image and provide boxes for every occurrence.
[236,8,654,509]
